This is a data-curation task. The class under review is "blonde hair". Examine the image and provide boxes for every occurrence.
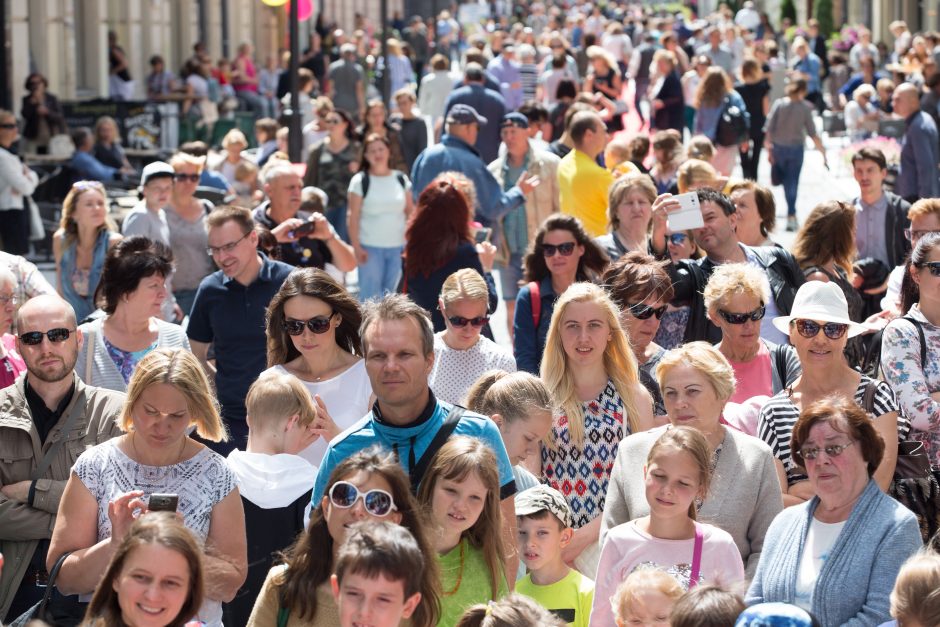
[647,427,713,519]
[677,158,719,193]
[702,263,770,316]
[655,341,736,403]
[908,198,940,221]
[245,370,317,429]
[607,174,657,232]
[468,371,553,426]
[612,567,683,624]
[59,181,115,247]
[221,129,248,149]
[652,48,676,68]
[686,137,715,163]
[541,283,642,445]
[121,348,228,442]
[439,269,489,306]
[417,436,506,599]
[170,151,205,172]
[890,550,940,625]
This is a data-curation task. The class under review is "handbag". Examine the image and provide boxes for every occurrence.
[9,552,86,627]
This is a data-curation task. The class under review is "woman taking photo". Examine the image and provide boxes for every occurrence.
[758,281,903,507]
[541,282,654,573]
[304,109,362,242]
[165,152,214,316]
[48,348,247,627]
[76,237,190,392]
[264,268,372,467]
[747,396,922,625]
[357,99,407,173]
[601,342,783,578]
[594,174,665,262]
[20,73,67,154]
[513,214,608,374]
[54,181,123,321]
[347,133,414,301]
[0,108,39,256]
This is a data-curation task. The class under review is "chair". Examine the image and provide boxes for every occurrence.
[878,119,906,139]
[193,186,233,207]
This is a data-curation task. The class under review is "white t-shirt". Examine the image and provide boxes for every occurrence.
[795,517,847,611]
[348,171,411,248]
[429,332,517,405]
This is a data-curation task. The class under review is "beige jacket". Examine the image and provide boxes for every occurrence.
[487,145,560,263]
[0,374,125,619]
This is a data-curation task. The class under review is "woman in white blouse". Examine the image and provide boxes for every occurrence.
[0,109,39,255]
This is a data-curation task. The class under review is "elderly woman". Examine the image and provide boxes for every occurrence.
[595,174,666,262]
[601,342,784,578]
[758,281,904,507]
[747,396,922,624]
[602,252,674,417]
[844,83,881,141]
[0,267,24,389]
[0,108,39,256]
[48,348,247,627]
[728,180,777,247]
[76,237,190,391]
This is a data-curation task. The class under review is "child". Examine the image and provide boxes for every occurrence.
[224,371,320,627]
[611,567,683,627]
[604,136,636,178]
[417,436,509,627]
[590,427,745,627]
[514,485,594,627]
[686,135,715,163]
[670,585,744,627]
[331,521,425,627]
[455,593,567,627]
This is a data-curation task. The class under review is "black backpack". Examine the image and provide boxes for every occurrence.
[715,94,750,147]
[861,315,926,378]
[361,171,407,199]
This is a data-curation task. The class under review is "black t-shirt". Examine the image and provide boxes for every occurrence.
[736,80,771,131]
[24,377,76,444]
[252,203,333,269]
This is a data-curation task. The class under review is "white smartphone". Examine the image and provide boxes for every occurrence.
[668,192,704,231]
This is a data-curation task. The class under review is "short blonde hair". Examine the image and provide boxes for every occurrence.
[702,263,770,315]
[677,158,719,193]
[908,198,940,221]
[607,174,657,231]
[686,137,715,163]
[221,129,248,149]
[246,370,317,429]
[656,341,736,402]
[169,151,205,172]
[890,551,940,625]
[612,568,683,623]
[121,348,227,442]
[439,268,489,306]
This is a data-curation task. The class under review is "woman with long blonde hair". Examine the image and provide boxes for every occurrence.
[540,282,654,574]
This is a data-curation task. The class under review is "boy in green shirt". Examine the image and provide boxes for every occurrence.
[515,485,595,627]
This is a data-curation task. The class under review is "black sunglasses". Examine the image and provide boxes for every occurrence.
[668,233,689,246]
[0,123,16,130]
[917,261,940,277]
[282,314,334,336]
[542,242,577,257]
[793,319,849,340]
[19,328,75,345]
[627,303,667,320]
[447,315,489,328]
[173,173,200,182]
[718,303,766,325]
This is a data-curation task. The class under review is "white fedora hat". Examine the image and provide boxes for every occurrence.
[772,281,871,339]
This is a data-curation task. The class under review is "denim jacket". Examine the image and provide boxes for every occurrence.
[59,229,110,321]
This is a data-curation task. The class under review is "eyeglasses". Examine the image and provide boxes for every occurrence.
[542,242,577,257]
[627,303,667,320]
[668,233,689,246]
[799,440,855,461]
[718,303,766,325]
[447,314,489,328]
[174,173,201,182]
[282,314,334,335]
[206,231,251,256]
[0,294,17,306]
[916,261,940,277]
[329,481,398,517]
[903,229,940,241]
[0,123,16,130]
[19,328,75,346]
[793,319,849,340]
[324,118,341,125]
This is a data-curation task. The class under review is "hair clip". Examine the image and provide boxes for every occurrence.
[485,600,495,616]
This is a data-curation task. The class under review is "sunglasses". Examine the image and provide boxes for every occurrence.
[282,314,334,336]
[0,123,16,130]
[718,304,766,325]
[324,118,341,125]
[668,233,689,246]
[19,328,75,346]
[174,173,200,182]
[542,242,577,257]
[917,261,940,277]
[329,481,398,517]
[799,440,855,461]
[904,229,940,242]
[793,319,849,340]
[627,303,667,320]
[447,315,489,328]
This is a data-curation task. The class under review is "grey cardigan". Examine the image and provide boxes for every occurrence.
[76,317,191,392]
[746,480,921,626]
[600,425,783,578]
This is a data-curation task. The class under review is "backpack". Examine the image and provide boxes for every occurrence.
[715,94,750,146]
[361,171,407,199]
[861,315,925,379]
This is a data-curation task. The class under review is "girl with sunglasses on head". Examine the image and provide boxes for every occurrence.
[513,214,608,374]
[248,448,441,627]
[758,281,905,508]
[263,268,372,467]
[429,269,516,405]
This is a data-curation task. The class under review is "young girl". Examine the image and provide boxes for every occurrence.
[417,436,509,627]
[610,567,683,627]
[247,449,440,627]
[590,427,745,627]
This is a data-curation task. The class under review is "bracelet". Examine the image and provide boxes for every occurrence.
[27,479,37,507]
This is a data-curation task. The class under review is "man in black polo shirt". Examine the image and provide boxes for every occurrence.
[251,163,356,272]
[187,206,294,454]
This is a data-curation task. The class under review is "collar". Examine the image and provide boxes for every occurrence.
[858,193,888,211]
[220,252,274,286]
[24,374,76,416]
[372,390,438,429]
[441,134,480,156]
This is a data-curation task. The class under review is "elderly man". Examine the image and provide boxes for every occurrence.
[251,163,355,271]
[0,295,124,622]
[411,104,538,226]
[443,63,508,163]
[893,83,940,203]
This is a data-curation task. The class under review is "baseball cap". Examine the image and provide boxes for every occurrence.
[446,104,488,126]
[515,485,573,528]
[140,161,175,187]
[500,112,529,129]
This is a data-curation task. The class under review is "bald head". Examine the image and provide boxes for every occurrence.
[891,83,921,118]
[16,294,77,332]
[15,295,81,384]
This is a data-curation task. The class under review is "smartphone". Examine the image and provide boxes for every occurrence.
[474,227,493,244]
[149,494,179,512]
[289,220,317,239]
[667,192,705,231]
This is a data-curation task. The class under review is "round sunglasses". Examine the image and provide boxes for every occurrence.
[328,481,398,517]
[792,319,849,340]
[627,303,667,320]
[717,304,765,325]
[282,313,334,336]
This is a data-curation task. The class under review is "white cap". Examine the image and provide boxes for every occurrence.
[140,161,175,188]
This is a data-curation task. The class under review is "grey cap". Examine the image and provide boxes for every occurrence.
[514,484,573,528]
[446,103,487,126]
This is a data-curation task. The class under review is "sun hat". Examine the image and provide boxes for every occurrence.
[772,281,870,339]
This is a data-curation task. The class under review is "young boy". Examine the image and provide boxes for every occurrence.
[223,371,320,626]
[515,485,595,627]
[331,520,424,627]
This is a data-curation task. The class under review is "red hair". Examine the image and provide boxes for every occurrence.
[404,179,472,277]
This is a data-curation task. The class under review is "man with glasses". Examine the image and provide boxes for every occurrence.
[0,294,124,622]
[187,206,293,454]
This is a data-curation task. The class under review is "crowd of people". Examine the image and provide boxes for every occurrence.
[3,2,940,627]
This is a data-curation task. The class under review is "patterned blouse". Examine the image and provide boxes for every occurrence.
[542,379,630,528]
[105,337,157,384]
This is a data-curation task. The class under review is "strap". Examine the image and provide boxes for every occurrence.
[84,328,95,386]
[529,281,541,332]
[861,379,878,414]
[773,344,788,387]
[37,551,72,619]
[31,384,82,482]
[409,406,465,492]
[688,523,704,589]
[900,315,927,365]
[361,171,371,198]
[277,606,289,627]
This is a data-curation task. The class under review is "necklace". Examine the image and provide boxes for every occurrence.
[130,432,187,487]
[441,541,466,597]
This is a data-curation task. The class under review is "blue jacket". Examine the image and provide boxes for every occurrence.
[512,277,556,374]
[59,229,110,321]
[69,151,120,183]
[443,84,508,163]
[897,110,940,201]
[410,134,525,226]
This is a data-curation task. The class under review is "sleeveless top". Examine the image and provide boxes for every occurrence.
[59,229,110,321]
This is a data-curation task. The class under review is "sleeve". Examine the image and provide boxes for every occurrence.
[599,443,632,545]
[588,533,622,627]
[476,167,525,224]
[476,418,517,500]
[763,100,780,135]
[910,125,940,199]
[348,171,363,196]
[484,272,499,315]
[784,345,802,387]
[745,445,784,578]
[303,142,320,187]
[121,211,151,238]
[803,105,817,138]
[756,405,782,463]
[512,286,539,374]
[185,283,214,343]
[881,321,940,433]
[1,154,39,197]
[17,257,56,297]
[311,445,339,504]
[245,566,284,627]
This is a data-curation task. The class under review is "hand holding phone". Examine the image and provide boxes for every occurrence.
[667,192,705,231]
[474,227,493,244]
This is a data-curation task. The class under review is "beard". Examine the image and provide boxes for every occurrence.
[25,351,78,383]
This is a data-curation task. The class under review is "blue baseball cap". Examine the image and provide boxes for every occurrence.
[500,112,529,129]
[446,104,487,126]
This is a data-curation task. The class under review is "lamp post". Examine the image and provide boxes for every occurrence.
[287,0,302,162]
